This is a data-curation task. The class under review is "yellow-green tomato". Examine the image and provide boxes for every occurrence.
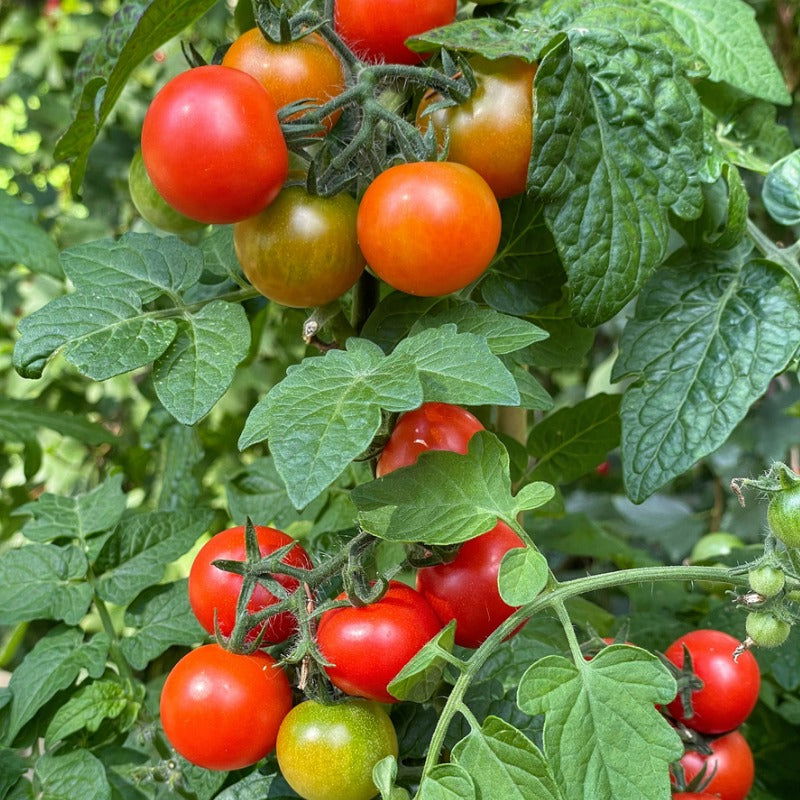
[128,151,206,235]
[276,699,398,800]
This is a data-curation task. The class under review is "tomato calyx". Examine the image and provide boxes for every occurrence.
[658,644,705,721]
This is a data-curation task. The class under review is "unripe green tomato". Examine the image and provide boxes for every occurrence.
[689,532,744,564]
[768,487,800,548]
[276,699,398,800]
[746,612,791,648]
[787,589,800,603]
[234,0,255,33]
[748,565,785,598]
[128,151,206,235]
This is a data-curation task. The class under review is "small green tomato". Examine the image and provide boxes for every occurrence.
[746,612,791,648]
[748,565,785,598]
[767,486,800,548]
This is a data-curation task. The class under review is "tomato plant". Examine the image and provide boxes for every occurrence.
[160,644,292,770]
[767,482,800,547]
[416,56,536,199]
[276,699,398,800]
[679,731,755,800]
[665,630,760,734]
[141,65,288,224]
[317,581,443,703]
[234,186,365,308]
[357,162,502,296]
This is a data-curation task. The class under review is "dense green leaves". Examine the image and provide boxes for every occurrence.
[614,246,800,501]
[35,750,111,800]
[418,765,477,800]
[0,399,115,446]
[0,193,60,278]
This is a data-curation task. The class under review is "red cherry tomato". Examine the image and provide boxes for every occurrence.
[595,460,611,477]
[160,644,292,770]
[334,0,456,65]
[679,731,754,800]
[189,525,312,643]
[665,630,760,734]
[223,29,345,133]
[142,65,288,224]
[672,795,722,800]
[376,402,484,477]
[416,521,524,648]
[316,581,442,703]
[357,162,502,297]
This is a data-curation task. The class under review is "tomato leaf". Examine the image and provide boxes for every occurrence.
[388,622,457,703]
[0,398,116,446]
[498,547,549,606]
[517,647,681,799]
[613,246,800,502]
[352,432,554,544]
[35,750,111,800]
[0,193,60,278]
[0,749,27,800]
[763,150,800,226]
[418,765,477,800]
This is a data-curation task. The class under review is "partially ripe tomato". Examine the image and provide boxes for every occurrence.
[223,29,345,133]
[277,699,398,800]
[416,56,535,199]
[376,402,484,477]
[357,162,501,297]
[317,581,442,703]
[334,0,456,65]
[679,731,754,800]
[142,65,288,224]
[416,521,525,648]
[189,525,312,643]
[234,186,365,308]
[160,644,292,770]
[665,630,760,734]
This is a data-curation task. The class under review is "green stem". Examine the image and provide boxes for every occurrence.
[553,599,584,665]
[0,622,28,668]
[748,218,800,288]
[88,571,134,682]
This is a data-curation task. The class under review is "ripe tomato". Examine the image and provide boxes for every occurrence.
[357,162,501,297]
[679,731,754,800]
[160,644,292,770]
[376,402,484,477]
[234,186,365,308]
[141,65,288,224]
[416,56,535,199]
[223,29,345,133]
[188,525,312,643]
[665,630,760,734]
[767,484,800,547]
[334,0,456,65]
[128,151,206,235]
[316,581,442,703]
[672,795,723,800]
[416,521,524,648]
[277,699,398,800]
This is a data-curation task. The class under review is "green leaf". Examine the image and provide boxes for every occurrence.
[613,246,800,502]
[498,547,549,606]
[0,544,93,625]
[13,289,177,380]
[215,773,279,800]
[35,749,111,800]
[157,424,204,512]
[240,338,422,509]
[392,326,519,406]
[418,765,476,800]
[152,300,251,425]
[0,193,60,278]
[505,361,554,411]
[0,748,27,800]
[15,475,126,545]
[763,150,800,226]
[522,300,595,369]
[179,760,227,800]
[388,622,455,703]
[61,233,204,303]
[200,226,242,282]
[56,0,219,188]
[648,0,790,105]
[526,395,621,484]
[2,628,109,745]
[45,679,143,746]
[530,25,703,324]
[119,581,205,670]
[361,294,443,352]
[352,432,554,544]
[452,717,563,800]
[0,398,115,446]
[517,647,682,799]
[94,509,212,605]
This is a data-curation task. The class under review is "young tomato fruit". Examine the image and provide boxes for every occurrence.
[141,65,288,224]
[188,525,312,642]
[679,731,754,800]
[357,162,501,297]
[234,186,365,308]
[746,611,791,648]
[767,484,800,547]
[160,644,292,770]
[665,629,760,734]
[416,521,525,648]
[416,56,536,199]
[376,402,484,477]
[276,699,398,800]
[334,0,456,65]
[748,564,785,597]
[223,29,345,133]
[316,581,442,703]
[128,151,206,235]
